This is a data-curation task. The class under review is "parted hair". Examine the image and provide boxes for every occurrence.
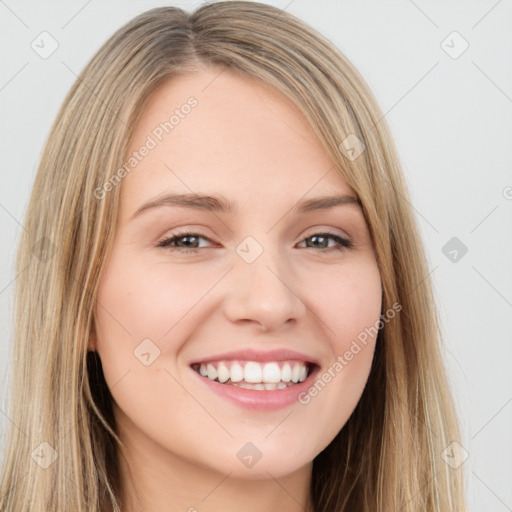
[0,2,465,511]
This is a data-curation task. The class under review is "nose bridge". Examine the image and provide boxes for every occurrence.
[223,235,305,330]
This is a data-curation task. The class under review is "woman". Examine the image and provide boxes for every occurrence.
[0,2,466,510]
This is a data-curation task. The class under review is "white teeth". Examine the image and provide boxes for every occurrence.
[281,363,292,382]
[291,363,301,383]
[239,382,265,390]
[206,363,217,380]
[195,359,311,388]
[244,361,262,383]
[217,362,230,383]
[229,362,244,382]
[262,362,281,383]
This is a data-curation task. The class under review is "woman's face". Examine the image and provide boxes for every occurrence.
[93,67,382,482]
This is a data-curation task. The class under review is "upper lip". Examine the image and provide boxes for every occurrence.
[189,348,319,366]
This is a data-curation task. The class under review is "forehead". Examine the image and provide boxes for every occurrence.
[120,68,355,215]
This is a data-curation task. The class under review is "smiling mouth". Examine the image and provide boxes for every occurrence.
[190,360,315,391]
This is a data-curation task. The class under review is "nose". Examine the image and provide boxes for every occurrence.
[222,246,307,332]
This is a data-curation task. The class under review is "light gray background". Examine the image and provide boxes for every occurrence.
[1,1,511,510]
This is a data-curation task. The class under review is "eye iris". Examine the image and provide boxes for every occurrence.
[178,235,199,248]
[308,235,328,249]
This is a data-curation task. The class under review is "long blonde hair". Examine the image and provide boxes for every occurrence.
[0,2,466,510]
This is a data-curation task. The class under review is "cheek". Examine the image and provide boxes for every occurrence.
[92,254,206,430]
[311,257,382,346]
[93,249,220,391]
[95,251,209,344]
[295,259,382,449]
[323,260,382,387]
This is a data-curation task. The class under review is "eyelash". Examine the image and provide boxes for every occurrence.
[157,230,354,254]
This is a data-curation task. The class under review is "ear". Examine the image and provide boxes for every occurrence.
[88,324,97,352]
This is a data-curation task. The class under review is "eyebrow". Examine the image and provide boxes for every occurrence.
[130,192,361,219]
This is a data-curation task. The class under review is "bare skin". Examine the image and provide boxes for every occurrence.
[92,66,382,512]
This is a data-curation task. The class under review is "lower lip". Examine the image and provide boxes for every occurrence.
[191,365,319,411]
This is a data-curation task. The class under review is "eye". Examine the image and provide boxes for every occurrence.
[157,230,353,254]
[157,231,213,254]
[297,231,353,252]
